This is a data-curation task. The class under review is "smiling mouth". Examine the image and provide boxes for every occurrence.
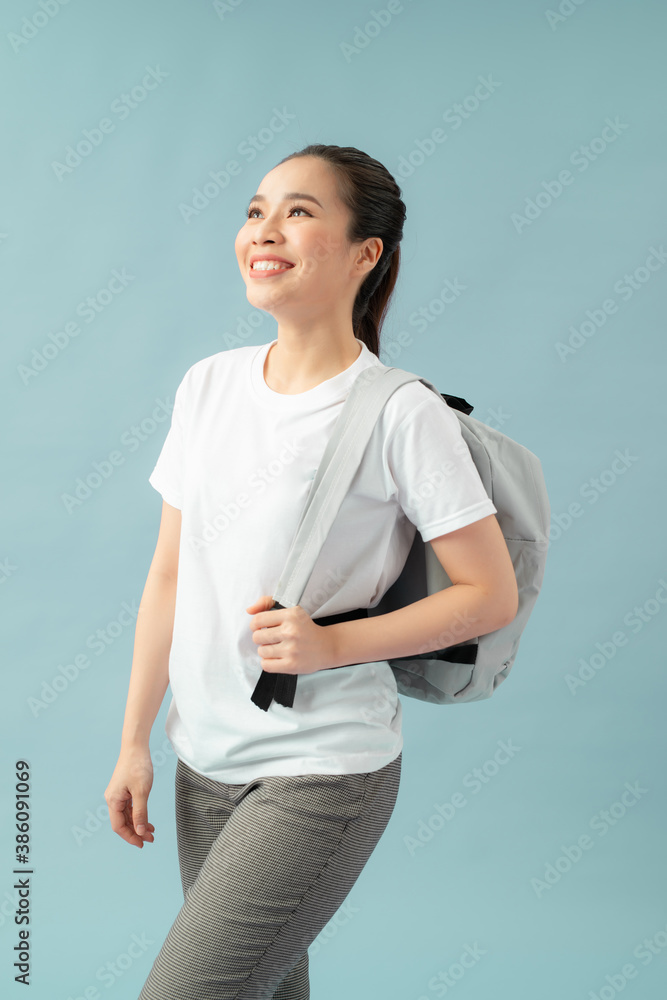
[250,261,295,271]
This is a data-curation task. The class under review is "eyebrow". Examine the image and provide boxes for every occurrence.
[247,192,324,210]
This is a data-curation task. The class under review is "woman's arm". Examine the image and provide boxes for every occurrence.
[104,500,181,848]
[119,500,181,750]
[328,513,518,667]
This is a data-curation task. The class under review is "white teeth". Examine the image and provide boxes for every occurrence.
[251,260,293,271]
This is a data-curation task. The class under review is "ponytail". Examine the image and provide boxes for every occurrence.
[277,144,406,358]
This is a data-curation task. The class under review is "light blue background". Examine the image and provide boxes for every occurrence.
[2,0,666,998]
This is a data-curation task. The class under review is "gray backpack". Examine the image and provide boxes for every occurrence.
[251,364,550,712]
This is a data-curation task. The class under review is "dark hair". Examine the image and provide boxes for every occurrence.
[276,144,407,358]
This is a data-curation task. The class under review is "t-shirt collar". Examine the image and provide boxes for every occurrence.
[249,336,380,410]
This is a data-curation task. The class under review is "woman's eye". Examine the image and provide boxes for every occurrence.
[246,205,311,219]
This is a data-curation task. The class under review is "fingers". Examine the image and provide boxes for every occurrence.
[105,780,155,848]
[246,595,278,613]
[106,795,152,848]
[107,798,140,847]
[132,812,155,844]
[131,795,150,837]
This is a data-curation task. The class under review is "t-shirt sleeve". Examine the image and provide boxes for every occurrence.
[148,371,188,510]
[385,392,497,543]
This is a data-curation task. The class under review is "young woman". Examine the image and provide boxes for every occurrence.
[104,144,518,1000]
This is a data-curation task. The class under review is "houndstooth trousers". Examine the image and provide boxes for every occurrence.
[137,749,402,999]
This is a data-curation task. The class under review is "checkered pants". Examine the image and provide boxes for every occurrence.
[137,750,402,999]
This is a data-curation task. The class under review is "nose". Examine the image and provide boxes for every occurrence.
[249,213,286,244]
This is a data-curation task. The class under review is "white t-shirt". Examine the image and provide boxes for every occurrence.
[148,337,497,782]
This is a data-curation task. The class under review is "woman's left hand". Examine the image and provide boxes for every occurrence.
[246,596,338,675]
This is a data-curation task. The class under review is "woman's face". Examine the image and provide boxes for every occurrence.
[235,156,381,321]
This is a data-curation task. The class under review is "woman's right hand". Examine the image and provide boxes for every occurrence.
[104,749,156,848]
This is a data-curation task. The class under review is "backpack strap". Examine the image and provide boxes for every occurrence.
[273,365,428,607]
[250,363,439,712]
